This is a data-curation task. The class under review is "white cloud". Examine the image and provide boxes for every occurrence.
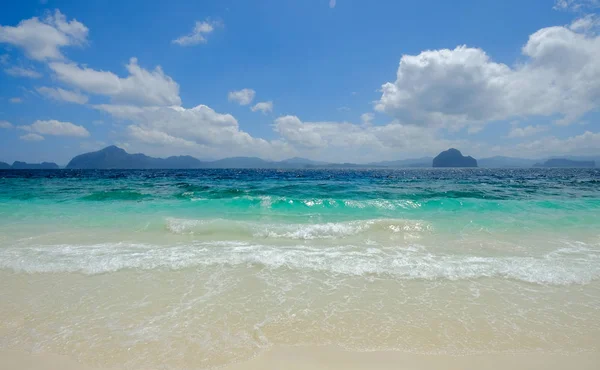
[9,97,23,103]
[273,116,328,149]
[272,115,455,161]
[4,66,42,78]
[337,106,351,112]
[127,125,197,148]
[21,119,90,137]
[20,133,44,141]
[49,58,181,106]
[329,0,337,9]
[376,21,600,128]
[37,86,88,104]
[361,113,374,125]
[0,10,88,61]
[94,103,291,159]
[554,0,600,11]
[0,120,13,129]
[228,88,255,105]
[251,101,273,114]
[507,124,548,138]
[570,14,600,32]
[172,19,221,46]
[513,131,600,157]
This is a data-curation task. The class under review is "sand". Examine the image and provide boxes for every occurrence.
[2,347,599,370]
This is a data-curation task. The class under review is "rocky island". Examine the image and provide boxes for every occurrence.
[10,161,60,169]
[432,148,478,168]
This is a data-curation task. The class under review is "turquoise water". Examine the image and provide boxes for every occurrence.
[1,168,599,229]
[1,168,599,368]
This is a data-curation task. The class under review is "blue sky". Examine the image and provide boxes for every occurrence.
[1,0,599,164]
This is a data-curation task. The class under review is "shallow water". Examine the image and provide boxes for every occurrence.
[1,168,599,369]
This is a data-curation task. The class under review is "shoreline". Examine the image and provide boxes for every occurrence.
[2,347,599,370]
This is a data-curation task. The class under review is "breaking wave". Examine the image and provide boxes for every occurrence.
[1,240,598,285]
[164,217,432,239]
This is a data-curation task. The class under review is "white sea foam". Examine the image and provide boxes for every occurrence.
[1,240,598,285]
[165,217,432,240]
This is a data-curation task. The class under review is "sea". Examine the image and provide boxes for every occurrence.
[0,168,599,369]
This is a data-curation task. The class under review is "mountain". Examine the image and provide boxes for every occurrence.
[66,147,358,169]
[0,161,10,169]
[66,146,204,169]
[369,157,433,168]
[478,156,538,168]
[533,158,595,168]
[161,155,204,168]
[37,145,600,170]
[432,148,477,168]
[560,155,600,164]
[11,161,60,169]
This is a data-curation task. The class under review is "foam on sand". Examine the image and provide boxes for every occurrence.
[1,239,598,285]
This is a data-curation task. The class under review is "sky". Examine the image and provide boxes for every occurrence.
[1,0,600,164]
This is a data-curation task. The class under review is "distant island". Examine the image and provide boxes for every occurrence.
[1,146,598,169]
[66,146,329,169]
[432,148,477,168]
[533,158,595,168]
[1,161,60,169]
[477,156,538,168]
[67,146,203,169]
[65,146,437,169]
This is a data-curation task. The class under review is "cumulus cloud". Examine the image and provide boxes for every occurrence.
[127,125,197,147]
[172,19,221,46]
[9,97,23,103]
[20,133,44,141]
[0,10,87,60]
[376,20,600,128]
[251,101,273,114]
[4,66,42,78]
[20,119,90,137]
[49,58,181,106]
[0,120,13,129]
[228,88,255,105]
[37,86,88,104]
[507,124,548,138]
[94,103,291,159]
[272,115,456,161]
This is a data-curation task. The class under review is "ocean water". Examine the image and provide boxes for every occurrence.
[1,168,599,368]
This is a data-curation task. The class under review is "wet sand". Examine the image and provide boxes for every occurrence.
[2,347,599,370]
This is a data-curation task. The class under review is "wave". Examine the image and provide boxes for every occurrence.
[164,217,432,239]
[82,190,150,201]
[1,240,598,285]
[169,195,427,211]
